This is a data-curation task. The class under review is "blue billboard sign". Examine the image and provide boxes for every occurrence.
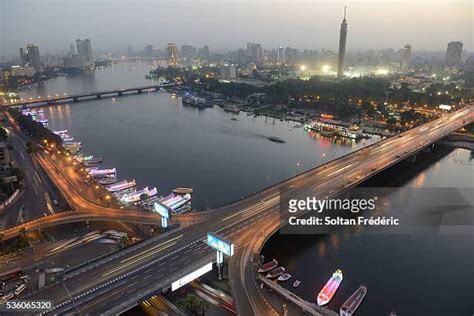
[207,232,234,257]
[154,202,170,219]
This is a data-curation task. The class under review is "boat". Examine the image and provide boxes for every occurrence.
[182,95,209,108]
[120,187,158,203]
[98,177,119,185]
[266,267,285,278]
[87,157,103,164]
[53,130,68,135]
[277,273,291,282]
[89,168,116,178]
[172,187,193,195]
[159,193,191,212]
[293,280,301,288]
[113,187,136,197]
[258,259,278,273]
[107,180,136,193]
[340,285,367,316]
[317,269,343,306]
[267,136,285,143]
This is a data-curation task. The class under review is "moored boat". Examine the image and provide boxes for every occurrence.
[277,273,292,282]
[340,285,367,316]
[317,269,343,306]
[293,280,301,288]
[258,259,278,273]
[266,267,285,278]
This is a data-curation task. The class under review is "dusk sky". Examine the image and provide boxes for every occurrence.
[1,0,472,56]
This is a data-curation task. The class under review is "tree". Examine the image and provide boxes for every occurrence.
[177,293,210,316]
[0,127,8,141]
[117,235,129,250]
[140,193,150,201]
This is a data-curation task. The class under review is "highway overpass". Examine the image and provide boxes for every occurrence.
[22,105,473,315]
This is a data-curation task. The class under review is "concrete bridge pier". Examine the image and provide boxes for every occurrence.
[137,89,143,94]
[118,91,123,96]
[97,94,102,99]
[73,97,79,102]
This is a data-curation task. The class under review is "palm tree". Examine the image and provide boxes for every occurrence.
[177,293,210,315]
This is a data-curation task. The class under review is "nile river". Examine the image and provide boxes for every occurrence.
[21,62,473,315]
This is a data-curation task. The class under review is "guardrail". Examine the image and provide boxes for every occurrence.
[0,189,20,210]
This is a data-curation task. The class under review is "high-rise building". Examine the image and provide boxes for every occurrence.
[76,39,93,65]
[247,43,263,65]
[181,45,197,61]
[19,48,28,66]
[127,46,134,57]
[337,7,348,78]
[167,43,178,66]
[219,63,237,79]
[69,44,76,55]
[445,41,463,69]
[26,44,41,73]
[197,45,210,60]
[399,44,412,73]
[277,46,285,63]
[144,45,154,58]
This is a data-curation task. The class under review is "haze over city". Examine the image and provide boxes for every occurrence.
[1,0,472,55]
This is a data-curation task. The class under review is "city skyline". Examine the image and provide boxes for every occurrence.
[1,0,472,56]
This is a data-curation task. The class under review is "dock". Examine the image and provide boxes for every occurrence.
[258,275,338,316]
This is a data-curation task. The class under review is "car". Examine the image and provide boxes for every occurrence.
[52,199,59,206]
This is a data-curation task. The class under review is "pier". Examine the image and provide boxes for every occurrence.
[258,275,338,316]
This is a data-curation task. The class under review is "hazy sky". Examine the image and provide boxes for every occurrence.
[0,0,472,56]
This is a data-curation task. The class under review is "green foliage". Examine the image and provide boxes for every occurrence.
[177,293,210,316]
[0,127,8,141]
[13,112,63,145]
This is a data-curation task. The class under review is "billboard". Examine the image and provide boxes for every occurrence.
[207,233,234,257]
[154,202,170,219]
[171,262,213,291]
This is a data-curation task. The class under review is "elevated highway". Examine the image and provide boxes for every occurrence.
[22,105,473,315]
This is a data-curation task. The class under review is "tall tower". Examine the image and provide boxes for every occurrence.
[167,43,178,66]
[337,6,348,78]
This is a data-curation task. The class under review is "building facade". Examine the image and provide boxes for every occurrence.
[76,39,93,65]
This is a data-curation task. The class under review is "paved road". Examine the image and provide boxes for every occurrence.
[23,106,473,315]
[0,116,64,230]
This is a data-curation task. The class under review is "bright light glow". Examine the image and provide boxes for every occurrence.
[300,65,307,71]
[375,68,389,76]
[321,64,331,74]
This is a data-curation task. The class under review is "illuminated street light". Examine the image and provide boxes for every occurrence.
[300,65,307,71]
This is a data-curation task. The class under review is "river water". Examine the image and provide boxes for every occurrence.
[21,62,473,315]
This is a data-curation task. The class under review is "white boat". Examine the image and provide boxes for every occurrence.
[293,280,301,288]
[89,168,116,178]
[277,273,292,282]
[107,180,136,192]
[120,187,158,203]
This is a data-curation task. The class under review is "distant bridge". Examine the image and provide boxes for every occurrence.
[12,83,175,108]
